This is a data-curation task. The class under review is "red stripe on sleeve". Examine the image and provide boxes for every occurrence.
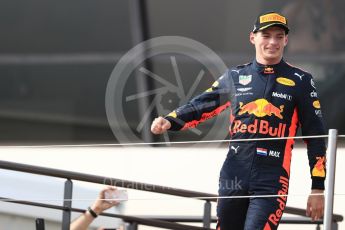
[182,101,231,130]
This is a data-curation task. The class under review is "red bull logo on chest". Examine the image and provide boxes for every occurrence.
[238,99,284,119]
[234,99,286,137]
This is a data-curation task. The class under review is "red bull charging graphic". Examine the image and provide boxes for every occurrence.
[238,99,284,119]
[231,99,286,137]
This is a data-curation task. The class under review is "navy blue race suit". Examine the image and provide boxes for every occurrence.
[164,59,326,230]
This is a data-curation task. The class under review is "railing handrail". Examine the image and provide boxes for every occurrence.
[129,215,325,224]
[0,159,343,222]
[0,160,216,200]
[2,195,332,229]
[0,196,213,230]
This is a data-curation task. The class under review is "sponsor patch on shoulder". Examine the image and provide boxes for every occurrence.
[239,75,252,85]
[276,77,295,86]
[313,100,321,109]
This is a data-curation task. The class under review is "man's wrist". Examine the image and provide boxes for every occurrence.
[311,189,324,194]
[90,205,102,215]
[164,115,183,131]
[87,206,98,218]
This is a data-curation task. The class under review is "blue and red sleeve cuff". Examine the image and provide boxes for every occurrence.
[165,116,184,131]
[311,177,325,190]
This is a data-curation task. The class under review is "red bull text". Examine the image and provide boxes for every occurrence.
[231,119,286,137]
[266,176,289,227]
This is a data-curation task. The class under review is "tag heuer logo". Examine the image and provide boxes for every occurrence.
[239,75,252,85]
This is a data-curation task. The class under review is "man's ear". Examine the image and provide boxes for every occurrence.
[250,32,256,45]
[284,35,289,47]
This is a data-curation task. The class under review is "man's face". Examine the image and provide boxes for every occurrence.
[250,26,288,64]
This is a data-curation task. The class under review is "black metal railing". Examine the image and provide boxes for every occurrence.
[0,196,210,230]
[0,160,343,230]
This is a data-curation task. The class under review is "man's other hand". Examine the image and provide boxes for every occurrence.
[306,189,324,221]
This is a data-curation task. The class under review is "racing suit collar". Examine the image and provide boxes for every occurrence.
[253,58,286,74]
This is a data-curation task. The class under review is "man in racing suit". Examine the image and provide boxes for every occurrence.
[151,12,326,230]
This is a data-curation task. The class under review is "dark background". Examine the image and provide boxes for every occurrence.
[0,0,344,144]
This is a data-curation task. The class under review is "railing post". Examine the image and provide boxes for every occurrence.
[62,179,73,230]
[127,222,138,230]
[332,222,338,230]
[203,200,211,228]
[324,129,338,230]
[36,218,45,230]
